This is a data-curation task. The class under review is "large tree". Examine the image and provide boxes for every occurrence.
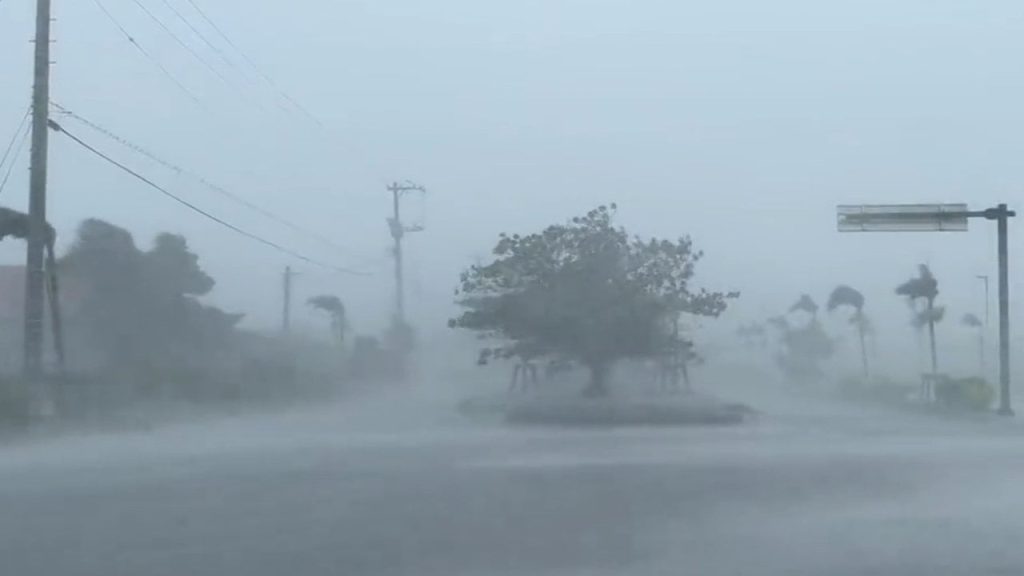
[59,219,242,379]
[450,205,736,397]
[896,264,942,375]
[768,310,834,384]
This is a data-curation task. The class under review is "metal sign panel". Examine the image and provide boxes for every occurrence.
[837,204,969,232]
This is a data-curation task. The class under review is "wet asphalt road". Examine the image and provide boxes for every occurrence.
[1,395,1024,576]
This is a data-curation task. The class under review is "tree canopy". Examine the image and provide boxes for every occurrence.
[789,294,819,318]
[450,205,736,395]
[896,263,942,374]
[827,285,864,313]
[828,284,870,379]
[896,264,939,302]
[962,313,983,328]
[768,304,833,383]
[308,294,347,343]
[59,219,242,378]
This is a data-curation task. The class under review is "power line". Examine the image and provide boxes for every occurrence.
[0,121,30,196]
[154,0,296,116]
[89,0,202,105]
[156,0,236,72]
[49,119,370,276]
[50,101,380,266]
[0,107,30,172]
[127,0,236,91]
[180,0,323,126]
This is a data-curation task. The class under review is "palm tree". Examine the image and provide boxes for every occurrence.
[789,294,819,323]
[307,295,347,344]
[962,312,984,376]
[736,323,767,349]
[896,264,942,375]
[827,285,870,379]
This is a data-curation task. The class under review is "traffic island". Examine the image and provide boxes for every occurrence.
[503,394,755,427]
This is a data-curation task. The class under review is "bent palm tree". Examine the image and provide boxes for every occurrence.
[827,285,870,379]
[896,264,941,376]
[789,294,819,323]
[0,207,64,372]
[308,295,347,344]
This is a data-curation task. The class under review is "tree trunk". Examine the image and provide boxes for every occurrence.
[978,330,985,377]
[927,298,938,376]
[583,361,611,397]
[857,321,869,380]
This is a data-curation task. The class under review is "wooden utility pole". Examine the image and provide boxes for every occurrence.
[386,182,424,323]
[24,0,52,380]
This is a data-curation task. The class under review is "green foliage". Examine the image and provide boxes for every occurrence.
[838,375,914,406]
[144,233,215,297]
[789,294,819,318]
[962,313,983,328]
[896,264,939,301]
[827,285,864,313]
[897,264,943,373]
[59,219,243,384]
[450,205,736,395]
[934,376,994,412]
[911,305,945,328]
[766,315,790,332]
[773,319,834,383]
[736,322,767,348]
[828,284,870,378]
[308,294,347,343]
[0,377,32,428]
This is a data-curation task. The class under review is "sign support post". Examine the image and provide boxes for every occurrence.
[837,203,1015,415]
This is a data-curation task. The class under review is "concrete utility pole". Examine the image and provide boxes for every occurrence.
[24,0,52,380]
[282,266,294,336]
[386,182,425,323]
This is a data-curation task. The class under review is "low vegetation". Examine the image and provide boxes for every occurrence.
[0,218,411,428]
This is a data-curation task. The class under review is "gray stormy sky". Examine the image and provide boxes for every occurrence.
[1,0,1023,362]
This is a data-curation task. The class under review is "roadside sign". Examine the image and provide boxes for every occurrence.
[836,202,1016,416]
[837,204,969,232]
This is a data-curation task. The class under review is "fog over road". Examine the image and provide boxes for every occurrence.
[2,384,1024,576]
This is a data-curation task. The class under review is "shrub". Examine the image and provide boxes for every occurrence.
[934,376,994,412]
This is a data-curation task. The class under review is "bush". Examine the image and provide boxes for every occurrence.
[838,375,918,408]
[934,376,994,412]
[0,378,32,428]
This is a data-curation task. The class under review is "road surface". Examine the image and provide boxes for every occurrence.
[1,391,1024,575]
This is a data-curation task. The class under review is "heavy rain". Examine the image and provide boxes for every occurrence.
[1,1,1024,575]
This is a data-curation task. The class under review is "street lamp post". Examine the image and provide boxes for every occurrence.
[977,275,990,328]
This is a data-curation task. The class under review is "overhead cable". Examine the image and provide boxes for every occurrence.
[49,119,370,276]
[180,0,323,126]
[0,120,29,196]
[89,0,202,105]
[50,101,377,266]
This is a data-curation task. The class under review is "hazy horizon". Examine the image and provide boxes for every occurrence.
[1,0,1020,355]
